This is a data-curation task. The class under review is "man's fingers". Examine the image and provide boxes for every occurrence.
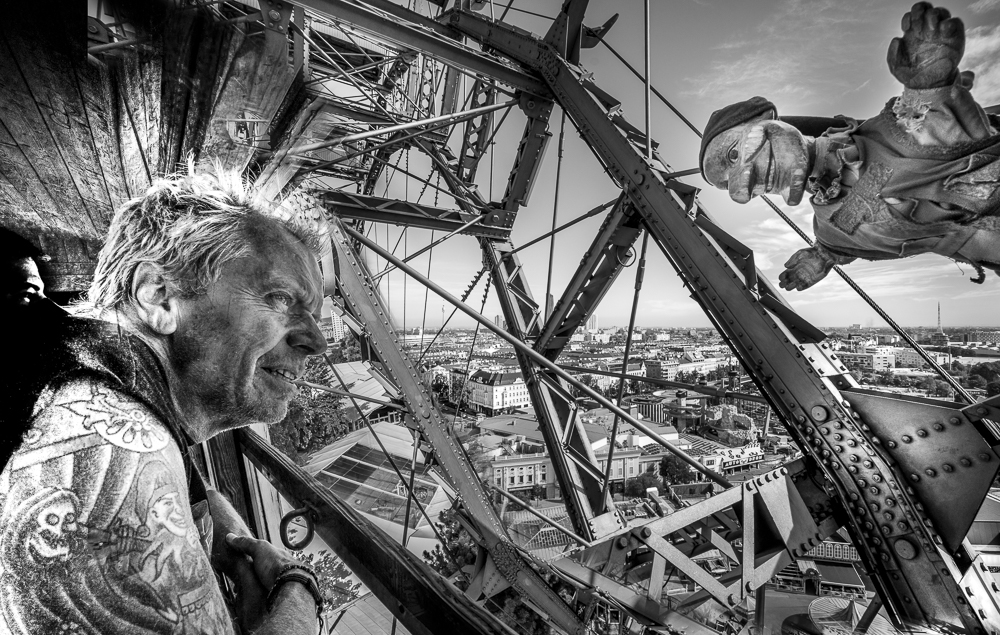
[226,533,262,557]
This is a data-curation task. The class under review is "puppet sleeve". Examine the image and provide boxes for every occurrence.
[892,75,995,146]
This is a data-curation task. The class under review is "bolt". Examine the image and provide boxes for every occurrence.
[268,9,282,20]
[616,537,629,549]
[641,527,652,538]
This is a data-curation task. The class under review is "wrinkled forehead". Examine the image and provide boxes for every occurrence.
[702,125,750,188]
[237,219,324,299]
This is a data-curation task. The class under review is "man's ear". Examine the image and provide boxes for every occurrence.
[132,262,180,335]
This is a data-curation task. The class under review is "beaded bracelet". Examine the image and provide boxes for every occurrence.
[265,563,325,618]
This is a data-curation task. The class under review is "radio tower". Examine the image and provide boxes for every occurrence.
[938,302,941,331]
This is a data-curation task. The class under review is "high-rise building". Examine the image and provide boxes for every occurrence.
[587,313,599,332]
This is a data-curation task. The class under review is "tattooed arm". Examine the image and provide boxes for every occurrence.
[0,379,318,635]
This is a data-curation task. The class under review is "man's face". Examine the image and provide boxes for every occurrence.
[702,118,812,206]
[149,492,188,537]
[169,221,327,432]
[2,257,45,309]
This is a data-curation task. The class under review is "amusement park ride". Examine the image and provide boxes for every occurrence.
[29,0,1000,633]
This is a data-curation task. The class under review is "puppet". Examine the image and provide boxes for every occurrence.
[700,2,1000,290]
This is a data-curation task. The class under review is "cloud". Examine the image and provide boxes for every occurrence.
[681,0,896,110]
[969,0,1000,14]
[964,24,1000,105]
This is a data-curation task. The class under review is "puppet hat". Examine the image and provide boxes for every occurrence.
[699,97,776,178]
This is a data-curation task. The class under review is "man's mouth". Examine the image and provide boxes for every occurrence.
[262,367,299,384]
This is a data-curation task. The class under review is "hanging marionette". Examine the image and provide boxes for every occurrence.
[699,2,1000,291]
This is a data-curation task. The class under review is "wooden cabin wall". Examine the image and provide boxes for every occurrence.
[2,1,303,531]
[1,2,299,295]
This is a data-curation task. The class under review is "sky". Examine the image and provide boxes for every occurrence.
[338,0,1000,330]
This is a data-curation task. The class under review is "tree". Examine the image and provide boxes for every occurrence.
[270,354,353,464]
[660,455,694,486]
[290,549,361,616]
[422,509,478,591]
[625,467,663,497]
[988,382,1000,397]
[465,437,493,481]
[967,375,987,389]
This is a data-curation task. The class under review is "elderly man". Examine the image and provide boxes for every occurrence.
[700,2,1000,290]
[0,170,328,634]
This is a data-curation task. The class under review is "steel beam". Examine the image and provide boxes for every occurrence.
[535,194,641,359]
[236,429,511,635]
[328,219,585,634]
[290,0,551,97]
[450,10,1000,632]
[317,190,509,238]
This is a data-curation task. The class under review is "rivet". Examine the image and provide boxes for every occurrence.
[910,473,920,482]
[981,453,992,462]
[943,463,954,472]
[933,423,945,431]
[926,468,937,477]
[916,429,928,438]
[901,435,913,443]
[960,458,972,467]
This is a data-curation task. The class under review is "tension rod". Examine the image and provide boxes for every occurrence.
[505,197,619,258]
[344,225,732,487]
[600,231,649,504]
[371,214,487,282]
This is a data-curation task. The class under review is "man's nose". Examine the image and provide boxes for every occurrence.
[290,313,328,356]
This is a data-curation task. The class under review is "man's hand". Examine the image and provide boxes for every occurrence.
[888,2,964,89]
[225,534,301,590]
[779,247,837,291]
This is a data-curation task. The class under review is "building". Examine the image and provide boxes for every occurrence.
[967,330,1000,344]
[645,359,679,381]
[467,370,532,415]
[677,433,764,478]
[836,351,895,372]
[587,313,599,332]
[891,347,951,368]
[319,312,346,342]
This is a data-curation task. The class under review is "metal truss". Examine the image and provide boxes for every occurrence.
[235,1,1000,633]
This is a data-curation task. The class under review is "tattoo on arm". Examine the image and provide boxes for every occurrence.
[0,381,235,635]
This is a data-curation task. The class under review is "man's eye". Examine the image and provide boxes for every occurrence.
[727,145,740,162]
[269,293,294,309]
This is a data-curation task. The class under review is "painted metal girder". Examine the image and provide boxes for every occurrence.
[448,9,1000,633]
[289,0,551,97]
[237,429,513,635]
[535,194,642,360]
[482,239,619,541]
[326,217,585,634]
[315,189,511,238]
[548,460,839,626]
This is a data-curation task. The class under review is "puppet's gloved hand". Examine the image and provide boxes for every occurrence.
[778,246,842,291]
[888,2,964,89]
